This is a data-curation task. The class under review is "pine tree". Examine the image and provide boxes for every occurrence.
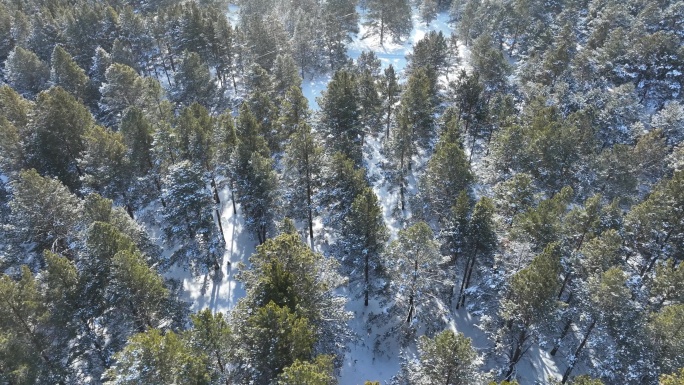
[410,330,479,385]
[385,222,446,334]
[456,197,497,309]
[278,355,337,385]
[499,243,562,380]
[161,160,224,273]
[243,302,316,383]
[318,152,368,228]
[319,69,363,165]
[379,64,401,139]
[342,187,389,306]
[0,116,23,176]
[105,329,212,385]
[420,124,472,221]
[172,50,217,109]
[49,45,90,102]
[399,67,435,149]
[357,65,382,135]
[278,85,310,142]
[237,152,279,245]
[24,86,92,191]
[100,63,162,126]
[273,54,303,98]
[235,233,350,381]
[4,46,49,97]
[0,267,69,384]
[648,304,684,375]
[365,0,412,45]
[79,125,131,204]
[0,4,12,64]
[283,122,323,247]
[321,0,358,70]
[407,31,448,91]
[187,310,235,382]
[119,107,154,177]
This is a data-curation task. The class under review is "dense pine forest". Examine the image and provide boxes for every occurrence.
[0,0,683,383]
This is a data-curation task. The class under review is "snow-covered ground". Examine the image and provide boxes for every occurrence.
[165,187,255,315]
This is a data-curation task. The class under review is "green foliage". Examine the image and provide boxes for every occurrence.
[283,121,323,244]
[172,51,217,108]
[385,222,445,332]
[161,160,223,272]
[513,186,573,250]
[421,124,473,220]
[660,368,684,385]
[49,45,90,101]
[342,187,388,305]
[414,330,479,385]
[235,233,349,381]
[505,243,562,327]
[278,355,337,385]
[365,0,412,44]
[105,329,212,385]
[79,125,131,201]
[649,305,684,376]
[4,46,49,97]
[9,169,80,256]
[244,301,316,383]
[25,86,93,191]
[319,70,363,165]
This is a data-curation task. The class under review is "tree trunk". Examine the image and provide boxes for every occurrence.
[550,317,573,356]
[562,319,595,383]
[504,328,528,381]
[364,252,370,306]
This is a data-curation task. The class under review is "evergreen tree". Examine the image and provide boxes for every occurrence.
[24,86,92,191]
[357,64,383,134]
[321,0,358,70]
[161,160,224,273]
[119,107,154,177]
[342,187,389,306]
[407,31,448,91]
[187,310,235,382]
[283,121,323,247]
[456,197,497,309]
[49,45,91,102]
[278,355,337,385]
[318,152,368,229]
[100,63,162,126]
[399,67,435,149]
[648,304,684,375]
[0,267,69,384]
[235,233,350,381]
[4,46,49,97]
[79,125,131,204]
[409,330,480,385]
[365,0,413,45]
[385,222,446,335]
[499,243,562,380]
[0,116,23,176]
[319,69,363,165]
[172,50,217,109]
[420,124,472,221]
[379,64,401,139]
[105,329,212,385]
[419,0,438,26]
[273,54,303,98]
[513,186,573,251]
[278,85,310,142]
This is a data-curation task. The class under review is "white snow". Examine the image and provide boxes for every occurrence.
[165,186,255,315]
